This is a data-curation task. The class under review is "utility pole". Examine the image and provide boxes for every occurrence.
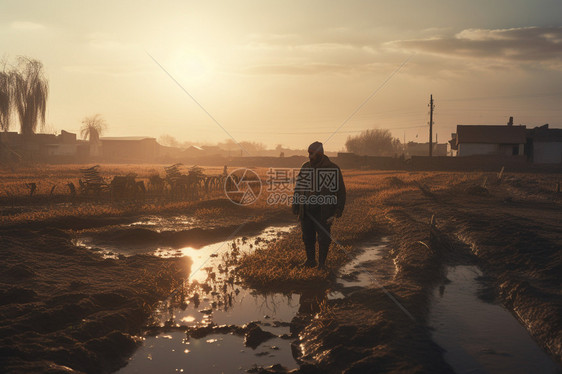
[429,94,434,157]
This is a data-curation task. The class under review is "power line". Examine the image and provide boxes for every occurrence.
[440,91,562,102]
[229,124,427,135]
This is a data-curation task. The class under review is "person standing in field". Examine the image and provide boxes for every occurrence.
[292,141,346,270]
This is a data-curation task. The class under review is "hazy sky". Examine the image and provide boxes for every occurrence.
[1,0,561,151]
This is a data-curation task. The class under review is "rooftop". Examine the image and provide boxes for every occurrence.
[456,125,527,145]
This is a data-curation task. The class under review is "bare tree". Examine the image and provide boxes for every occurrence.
[11,57,49,137]
[80,114,107,142]
[218,139,266,155]
[158,134,181,148]
[345,128,401,156]
[239,141,266,154]
[0,60,12,131]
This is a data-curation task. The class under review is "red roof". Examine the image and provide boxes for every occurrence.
[456,125,526,145]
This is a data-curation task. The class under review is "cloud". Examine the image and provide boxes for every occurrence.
[237,30,389,75]
[387,27,562,67]
[242,61,396,76]
[243,28,387,51]
[11,21,45,30]
[243,38,370,54]
[242,63,353,75]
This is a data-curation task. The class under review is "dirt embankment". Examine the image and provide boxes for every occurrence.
[0,198,295,374]
[274,172,561,373]
[289,198,455,373]
[0,224,190,374]
[430,175,562,362]
[236,174,459,373]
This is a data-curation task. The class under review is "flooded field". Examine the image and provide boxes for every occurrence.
[75,218,562,373]
[71,216,393,372]
[2,170,561,373]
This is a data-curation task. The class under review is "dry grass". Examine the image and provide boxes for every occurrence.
[4,164,549,287]
[0,164,228,225]
[236,170,488,287]
[0,164,226,197]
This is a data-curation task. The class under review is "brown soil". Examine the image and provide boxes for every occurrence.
[0,225,189,373]
[286,172,562,373]
[1,171,560,373]
[0,201,290,374]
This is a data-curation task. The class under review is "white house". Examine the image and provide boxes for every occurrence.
[454,124,527,157]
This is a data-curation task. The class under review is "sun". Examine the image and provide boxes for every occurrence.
[171,49,214,82]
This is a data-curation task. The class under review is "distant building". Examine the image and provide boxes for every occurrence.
[448,134,458,156]
[0,131,79,160]
[100,137,160,162]
[158,145,184,160]
[405,142,447,157]
[183,145,205,157]
[453,124,527,157]
[45,130,78,157]
[0,131,20,145]
[526,124,562,164]
[201,145,231,157]
[59,130,76,144]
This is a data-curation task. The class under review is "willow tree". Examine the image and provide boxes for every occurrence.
[11,57,49,138]
[0,67,11,131]
[80,114,107,142]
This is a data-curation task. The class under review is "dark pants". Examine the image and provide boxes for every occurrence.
[301,206,332,266]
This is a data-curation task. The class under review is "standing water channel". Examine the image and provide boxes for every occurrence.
[74,217,390,373]
[430,265,561,374]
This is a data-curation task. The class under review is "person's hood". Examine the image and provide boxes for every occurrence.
[311,154,332,168]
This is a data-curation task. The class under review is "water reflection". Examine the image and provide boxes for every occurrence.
[102,221,390,373]
[298,287,328,315]
[430,265,560,374]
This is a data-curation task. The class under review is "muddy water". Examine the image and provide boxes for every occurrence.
[111,224,301,373]
[73,215,201,259]
[120,332,295,373]
[430,265,561,374]
[94,221,390,373]
[336,237,390,288]
[125,215,199,232]
[75,220,561,373]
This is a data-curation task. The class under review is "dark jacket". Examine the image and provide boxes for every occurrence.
[292,154,346,222]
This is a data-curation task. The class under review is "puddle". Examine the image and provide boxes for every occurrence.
[73,218,291,261]
[430,265,561,374]
[159,225,294,283]
[73,215,199,259]
[335,237,390,289]
[112,223,391,373]
[117,332,294,373]
[125,215,199,232]
[116,224,300,373]
[86,222,560,374]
